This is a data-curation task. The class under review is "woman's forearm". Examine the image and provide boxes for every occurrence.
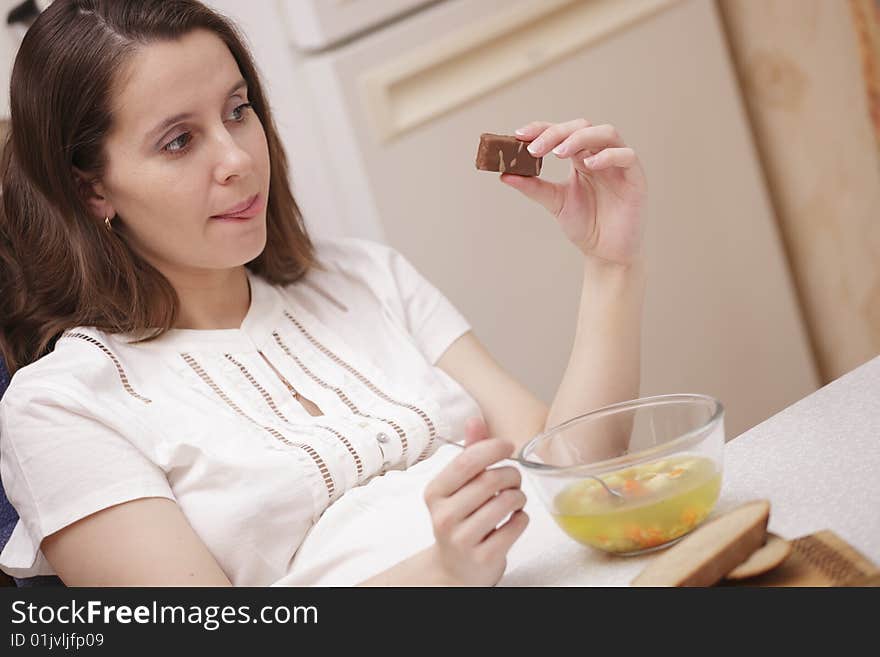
[355,545,459,587]
[545,255,646,433]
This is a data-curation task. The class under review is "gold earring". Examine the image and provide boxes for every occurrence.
[105,216,112,231]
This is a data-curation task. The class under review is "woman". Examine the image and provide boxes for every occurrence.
[0,0,646,586]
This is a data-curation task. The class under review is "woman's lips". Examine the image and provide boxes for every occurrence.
[210,193,264,221]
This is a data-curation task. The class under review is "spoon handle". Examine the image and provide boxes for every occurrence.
[435,436,625,500]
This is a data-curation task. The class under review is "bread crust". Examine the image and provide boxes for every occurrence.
[631,500,771,587]
[725,533,792,580]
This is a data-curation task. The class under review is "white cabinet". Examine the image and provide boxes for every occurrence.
[277,0,437,51]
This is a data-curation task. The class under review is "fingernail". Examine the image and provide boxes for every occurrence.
[584,156,598,167]
[514,128,527,135]
[552,145,565,155]
[527,141,540,155]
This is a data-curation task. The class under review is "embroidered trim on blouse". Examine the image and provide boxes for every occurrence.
[315,424,365,480]
[60,331,152,404]
[254,350,324,417]
[272,331,410,465]
[181,353,336,500]
[224,353,292,423]
[281,310,439,463]
[225,353,365,481]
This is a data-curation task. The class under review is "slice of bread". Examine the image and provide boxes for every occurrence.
[725,533,792,580]
[631,500,771,587]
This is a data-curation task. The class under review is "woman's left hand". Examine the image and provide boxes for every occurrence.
[500,119,647,266]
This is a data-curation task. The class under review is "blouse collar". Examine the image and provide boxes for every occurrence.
[114,268,286,353]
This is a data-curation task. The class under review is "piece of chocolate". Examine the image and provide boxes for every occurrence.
[475,132,542,176]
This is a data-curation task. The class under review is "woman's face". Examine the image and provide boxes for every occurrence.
[94,29,270,277]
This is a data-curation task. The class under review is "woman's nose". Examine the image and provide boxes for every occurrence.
[212,131,252,182]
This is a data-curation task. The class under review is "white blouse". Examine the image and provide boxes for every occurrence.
[0,237,483,585]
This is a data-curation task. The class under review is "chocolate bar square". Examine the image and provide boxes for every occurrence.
[475,132,542,176]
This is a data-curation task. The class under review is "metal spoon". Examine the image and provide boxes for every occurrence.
[435,436,626,501]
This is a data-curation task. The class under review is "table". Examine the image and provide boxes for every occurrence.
[500,355,880,586]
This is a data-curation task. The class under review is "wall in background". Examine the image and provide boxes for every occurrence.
[0,1,27,121]
[718,0,880,383]
[851,0,880,150]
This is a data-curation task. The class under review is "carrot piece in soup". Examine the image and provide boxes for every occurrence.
[642,529,665,547]
[623,480,645,495]
[625,525,643,541]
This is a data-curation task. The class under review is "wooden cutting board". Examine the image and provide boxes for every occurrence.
[719,530,879,587]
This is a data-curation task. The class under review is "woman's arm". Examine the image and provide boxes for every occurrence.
[436,331,549,451]
[531,257,646,463]
[355,545,455,586]
[46,500,450,586]
[42,443,523,587]
[435,256,643,457]
[41,497,233,586]
[544,255,645,433]
[500,120,648,459]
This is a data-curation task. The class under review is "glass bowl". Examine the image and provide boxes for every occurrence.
[516,394,725,556]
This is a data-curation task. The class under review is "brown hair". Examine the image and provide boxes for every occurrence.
[0,0,318,375]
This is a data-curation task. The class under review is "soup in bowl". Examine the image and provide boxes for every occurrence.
[517,394,725,556]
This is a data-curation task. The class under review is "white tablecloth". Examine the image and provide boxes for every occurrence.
[274,355,880,586]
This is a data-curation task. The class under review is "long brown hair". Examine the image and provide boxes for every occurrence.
[0,0,318,375]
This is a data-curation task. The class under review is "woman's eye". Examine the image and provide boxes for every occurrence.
[229,102,252,122]
[161,103,252,157]
[163,132,191,154]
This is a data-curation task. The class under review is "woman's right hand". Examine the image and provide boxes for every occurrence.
[423,417,529,586]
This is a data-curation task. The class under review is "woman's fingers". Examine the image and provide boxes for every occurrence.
[583,146,636,170]
[546,124,625,159]
[445,465,523,522]
[478,510,530,559]
[514,121,553,139]
[424,438,514,501]
[463,416,490,447]
[455,488,527,545]
[498,173,564,216]
[522,118,593,157]
[512,121,630,171]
